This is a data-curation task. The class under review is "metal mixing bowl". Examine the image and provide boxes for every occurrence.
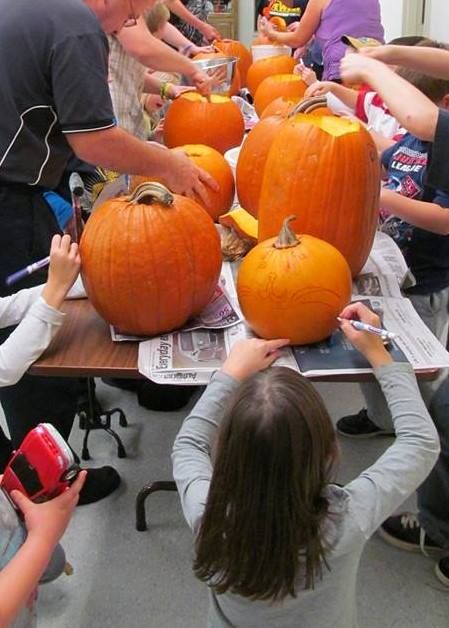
[183,56,238,93]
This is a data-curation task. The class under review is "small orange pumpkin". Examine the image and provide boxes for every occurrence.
[213,39,252,87]
[80,183,222,336]
[163,92,244,154]
[253,73,307,117]
[237,216,352,345]
[130,144,235,222]
[246,55,296,96]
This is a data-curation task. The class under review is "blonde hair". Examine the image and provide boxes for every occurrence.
[145,2,170,34]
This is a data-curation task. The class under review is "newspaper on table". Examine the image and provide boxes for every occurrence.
[138,232,449,384]
[113,262,242,342]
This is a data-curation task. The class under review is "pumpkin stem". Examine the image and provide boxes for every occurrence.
[128,182,174,206]
[274,215,300,249]
[289,96,327,118]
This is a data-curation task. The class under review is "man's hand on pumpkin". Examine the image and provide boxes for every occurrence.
[167,149,219,206]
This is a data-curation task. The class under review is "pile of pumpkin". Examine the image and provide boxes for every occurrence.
[80,40,381,345]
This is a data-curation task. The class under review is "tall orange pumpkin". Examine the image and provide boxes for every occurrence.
[246,55,296,96]
[237,217,352,345]
[253,73,307,117]
[80,183,222,335]
[130,144,235,222]
[235,115,285,217]
[213,39,252,86]
[163,92,244,155]
[257,114,380,276]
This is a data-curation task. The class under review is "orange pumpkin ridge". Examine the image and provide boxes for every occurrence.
[253,73,307,117]
[246,55,296,97]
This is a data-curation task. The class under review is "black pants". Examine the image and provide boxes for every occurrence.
[0,183,78,458]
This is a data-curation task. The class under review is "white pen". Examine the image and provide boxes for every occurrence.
[337,317,396,340]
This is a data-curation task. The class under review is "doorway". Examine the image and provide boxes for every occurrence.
[403,0,431,37]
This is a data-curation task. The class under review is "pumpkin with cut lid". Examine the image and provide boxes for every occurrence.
[80,183,222,336]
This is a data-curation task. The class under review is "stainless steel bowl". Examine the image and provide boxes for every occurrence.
[183,56,238,93]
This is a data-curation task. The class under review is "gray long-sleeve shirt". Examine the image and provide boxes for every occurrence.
[172,364,440,628]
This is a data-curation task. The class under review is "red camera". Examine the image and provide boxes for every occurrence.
[1,424,79,503]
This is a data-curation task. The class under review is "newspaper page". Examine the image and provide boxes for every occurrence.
[138,233,449,383]
[111,263,242,341]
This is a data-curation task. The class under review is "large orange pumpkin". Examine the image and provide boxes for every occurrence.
[213,39,252,87]
[163,92,244,154]
[130,144,235,222]
[253,73,307,117]
[235,114,285,217]
[246,55,296,96]
[80,183,222,335]
[193,51,241,96]
[237,216,352,345]
[257,114,380,276]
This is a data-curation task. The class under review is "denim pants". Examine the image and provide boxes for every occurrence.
[360,288,449,546]
[0,184,78,454]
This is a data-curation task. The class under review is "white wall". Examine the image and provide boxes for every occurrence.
[428,0,449,42]
[238,0,255,47]
[379,0,404,42]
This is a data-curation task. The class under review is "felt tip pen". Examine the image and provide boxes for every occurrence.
[5,256,50,287]
[337,317,396,340]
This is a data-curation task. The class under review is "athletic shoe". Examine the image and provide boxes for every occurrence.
[435,557,449,588]
[336,408,395,438]
[78,466,121,506]
[378,513,443,554]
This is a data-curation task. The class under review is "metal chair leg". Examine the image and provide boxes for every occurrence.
[135,481,177,532]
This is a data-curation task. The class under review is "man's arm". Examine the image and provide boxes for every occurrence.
[380,189,449,236]
[66,126,217,203]
[340,54,439,141]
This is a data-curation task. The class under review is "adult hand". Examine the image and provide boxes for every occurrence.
[222,338,290,381]
[190,44,215,56]
[340,53,383,86]
[190,69,213,95]
[167,84,195,99]
[338,302,393,368]
[42,234,81,310]
[166,149,219,205]
[198,21,220,43]
[11,471,86,551]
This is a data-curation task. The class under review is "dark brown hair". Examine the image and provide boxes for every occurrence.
[396,40,449,103]
[193,367,338,601]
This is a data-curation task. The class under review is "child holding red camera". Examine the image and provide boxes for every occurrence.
[0,471,85,627]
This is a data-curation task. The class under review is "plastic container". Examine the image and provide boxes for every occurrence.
[225,145,243,204]
[183,56,238,93]
[251,45,292,62]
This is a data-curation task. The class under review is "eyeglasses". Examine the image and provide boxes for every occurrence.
[123,0,138,27]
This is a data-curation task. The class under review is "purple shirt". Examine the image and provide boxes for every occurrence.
[315,0,384,80]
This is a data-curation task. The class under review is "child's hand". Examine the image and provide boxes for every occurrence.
[10,471,86,551]
[294,62,317,87]
[338,302,393,367]
[222,338,290,381]
[305,80,333,98]
[41,234,81,311]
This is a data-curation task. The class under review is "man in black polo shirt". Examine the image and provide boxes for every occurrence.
[0,0,217,503]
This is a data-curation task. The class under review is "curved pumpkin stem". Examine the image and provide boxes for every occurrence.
[274,215,300,249]
[289,96,328,117]
[128,182,174,206]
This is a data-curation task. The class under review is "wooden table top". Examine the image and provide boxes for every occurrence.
[30,299,438,383]
[30,299,141,378]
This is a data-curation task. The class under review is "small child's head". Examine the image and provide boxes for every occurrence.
[194,366,339,601]
[145,1,170,39]
[396,40,449,108]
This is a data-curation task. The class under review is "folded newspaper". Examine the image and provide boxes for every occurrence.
[138,232,449,384]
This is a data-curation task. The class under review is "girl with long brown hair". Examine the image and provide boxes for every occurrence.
[172,302,440,627]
